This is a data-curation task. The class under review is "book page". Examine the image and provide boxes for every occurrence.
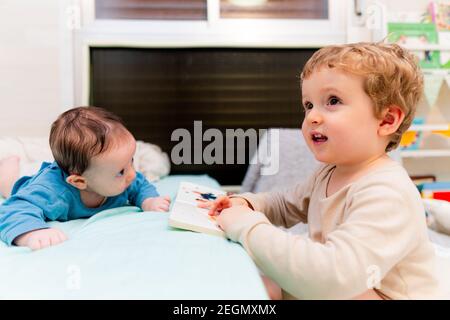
[175,182,226,206]
[169,182,227,236]
[170,202,222,234]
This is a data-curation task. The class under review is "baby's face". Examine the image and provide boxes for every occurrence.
[301,68,382,165]
[82,133,137,197]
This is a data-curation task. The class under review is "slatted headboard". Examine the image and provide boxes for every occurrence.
[90,47,317,185]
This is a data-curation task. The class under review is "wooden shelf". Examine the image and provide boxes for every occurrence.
[403,44,450,51]
[421,69,450,76]
[401,150,450,158]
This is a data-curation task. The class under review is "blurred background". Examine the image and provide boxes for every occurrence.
[0,0,449,187]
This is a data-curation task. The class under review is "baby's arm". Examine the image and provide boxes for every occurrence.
[0,186,69,250]
[13,228,67,250]
[127,172,171,212]
[141,196,171,212]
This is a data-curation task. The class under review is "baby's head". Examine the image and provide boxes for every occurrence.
[50,107,137,197]
[300,42,423,164]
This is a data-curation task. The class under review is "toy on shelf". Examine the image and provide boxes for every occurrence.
[420,181,450,202]
[388,22,441,69]
[424,2,450,31]
[400,117,425,150]
[432,127,450,138]
[423,2,450,68]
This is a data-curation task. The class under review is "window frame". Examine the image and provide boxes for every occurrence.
[74,0,348,105]
[80,0,346,45]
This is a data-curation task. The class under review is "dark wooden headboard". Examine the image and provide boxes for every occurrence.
[90,47,317,185]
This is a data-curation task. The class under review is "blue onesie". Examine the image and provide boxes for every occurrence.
[0,162,159,245]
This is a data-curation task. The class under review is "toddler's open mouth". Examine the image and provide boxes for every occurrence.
[311,132,328,144]
[311,131,328,145]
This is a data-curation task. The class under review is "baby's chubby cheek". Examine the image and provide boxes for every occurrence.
[100,182,127,197]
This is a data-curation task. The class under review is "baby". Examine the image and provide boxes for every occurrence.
[205,42,440,299]
[0,107,170,250]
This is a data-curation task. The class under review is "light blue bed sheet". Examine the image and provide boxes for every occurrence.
[0,175,268,299]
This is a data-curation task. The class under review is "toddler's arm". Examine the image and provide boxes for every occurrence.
[220,182,424,299]
[234,170,318,228]
[198,195,251,216]
[201,170,317,228]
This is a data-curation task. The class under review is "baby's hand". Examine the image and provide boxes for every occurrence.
[141,196,171,212]
[198,195,250,216]
[13,228,68,251]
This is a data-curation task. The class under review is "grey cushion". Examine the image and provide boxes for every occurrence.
[241,128,320,193]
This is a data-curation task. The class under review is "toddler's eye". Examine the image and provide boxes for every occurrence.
[328,96,341,106]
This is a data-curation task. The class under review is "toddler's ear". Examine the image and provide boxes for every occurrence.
[66,174,87,190]
[378,105,405,137]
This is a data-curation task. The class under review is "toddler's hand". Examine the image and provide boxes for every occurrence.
[13,228,67,251]
[216,205,256,237]
[142,196,171,212]
[198,195,250,216]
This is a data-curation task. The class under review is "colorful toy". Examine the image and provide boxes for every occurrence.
[400,117,425,150]
[420,181,450,202]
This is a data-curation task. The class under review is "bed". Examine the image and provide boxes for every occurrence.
[2,134,450,299]
[0,174,268,299]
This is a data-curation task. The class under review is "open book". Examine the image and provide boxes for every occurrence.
[168,182,226,237]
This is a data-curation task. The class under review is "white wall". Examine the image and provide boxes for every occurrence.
[379,0,430,17]
[0,0,69,137]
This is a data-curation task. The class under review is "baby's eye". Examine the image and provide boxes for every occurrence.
[303,101,313,111]
[116,169,125,177]
[327,96,341,106]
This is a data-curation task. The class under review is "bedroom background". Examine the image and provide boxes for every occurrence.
[1,0,450,300]
[2,0,449,188]
[0,0,446,185]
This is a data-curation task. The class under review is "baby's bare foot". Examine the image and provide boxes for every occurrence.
[0,155,21,198]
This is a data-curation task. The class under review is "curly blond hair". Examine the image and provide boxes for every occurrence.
[300,42,424,151]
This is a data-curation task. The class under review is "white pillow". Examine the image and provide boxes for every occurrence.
[0,137,170,182]
[424,198,450,236]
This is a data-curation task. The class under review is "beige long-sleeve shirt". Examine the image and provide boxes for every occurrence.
[227,162,440,299]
